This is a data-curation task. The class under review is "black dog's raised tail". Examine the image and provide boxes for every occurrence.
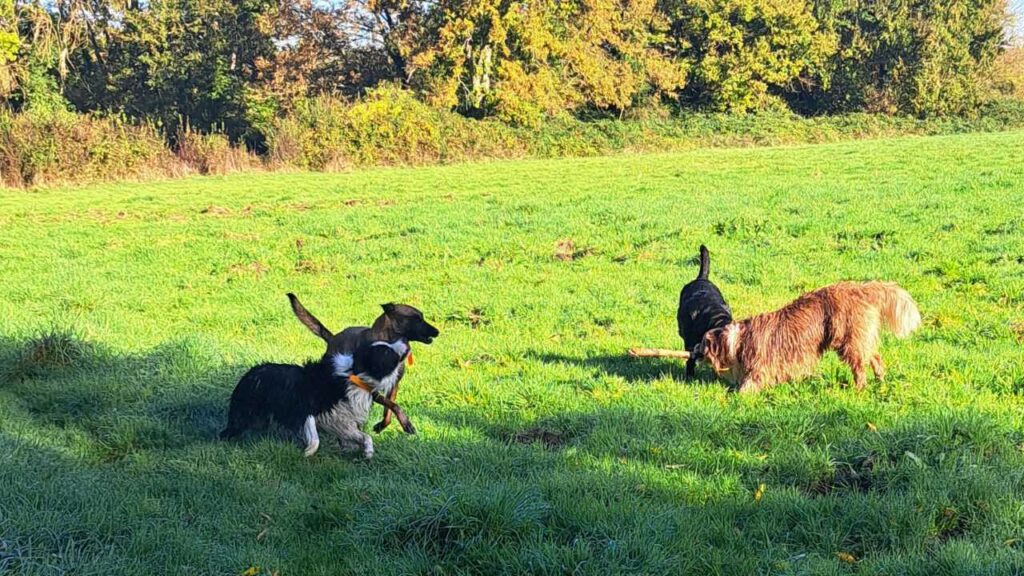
[697,245,711,280]
[287,293,334,343]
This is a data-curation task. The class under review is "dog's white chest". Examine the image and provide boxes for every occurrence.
[317,355,403,434]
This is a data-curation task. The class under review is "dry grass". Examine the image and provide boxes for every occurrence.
[176,128,262,176]
[0,110,187,188]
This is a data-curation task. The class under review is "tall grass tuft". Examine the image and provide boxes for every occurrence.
[10,328,91,380]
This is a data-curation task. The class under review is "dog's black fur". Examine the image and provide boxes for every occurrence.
[287,294,439,432]
[219,340,403,443]
[677,245,733,378]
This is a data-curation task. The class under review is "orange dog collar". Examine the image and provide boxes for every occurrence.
[348,375,374,393]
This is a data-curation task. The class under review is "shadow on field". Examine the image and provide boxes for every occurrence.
[2,334,1021,573]
[525,350,719,384]
[0,334,239,458]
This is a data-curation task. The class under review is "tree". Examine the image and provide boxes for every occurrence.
[799,0,1009,116]
[64,0,278,144]
[409,0,688,124]
[661,0,835,112]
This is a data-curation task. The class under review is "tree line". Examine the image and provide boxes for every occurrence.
[0,0,1014,149]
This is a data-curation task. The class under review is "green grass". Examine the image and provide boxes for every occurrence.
[1,131,1023,575]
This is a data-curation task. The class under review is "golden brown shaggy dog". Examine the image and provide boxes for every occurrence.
[698,282,921,393]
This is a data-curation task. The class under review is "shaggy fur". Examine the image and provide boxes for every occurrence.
[698,281,921,393]
[677,245,733,378]
[288,294,439,432]
[220,340,408,458]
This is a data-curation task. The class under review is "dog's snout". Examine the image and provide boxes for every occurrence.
[416,321,440,343]
[690,342,705,359]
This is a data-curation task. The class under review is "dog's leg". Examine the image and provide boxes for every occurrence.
[360,432,374,459]
[373,394,416,434]
[737,377,762,394]
[685,357,696,380]
[851,312,881,390]
[839,346,868,391]
[336,423,374,459]
[373,382,400,433]
[870,354,886,381]
[302,415,320,457]
[850,361,868,391]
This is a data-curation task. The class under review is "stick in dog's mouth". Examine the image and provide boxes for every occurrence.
[628,348,691,359]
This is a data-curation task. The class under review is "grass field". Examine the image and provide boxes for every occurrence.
[1,131,1024,575]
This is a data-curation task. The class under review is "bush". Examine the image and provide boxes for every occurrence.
[0,109,186,187]
[176,128,261,175]
[269,86,447,169]
[3,87,1024,188]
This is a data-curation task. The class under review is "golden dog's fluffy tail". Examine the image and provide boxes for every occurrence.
[873,283,921,338]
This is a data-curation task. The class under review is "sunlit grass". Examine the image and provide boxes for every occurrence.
[1,131,1023,574]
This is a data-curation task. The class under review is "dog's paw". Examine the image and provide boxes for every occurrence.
[400,421,417,435]
[303,442,320,458]
[372,421,388,434]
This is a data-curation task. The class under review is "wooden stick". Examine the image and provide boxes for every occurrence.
[628,347,690,359]
[372,394,416,435]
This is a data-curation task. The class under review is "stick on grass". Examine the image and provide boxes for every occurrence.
[628,348,690,359]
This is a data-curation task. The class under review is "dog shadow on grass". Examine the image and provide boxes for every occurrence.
[0,333,239,457]
[524,350,719,384]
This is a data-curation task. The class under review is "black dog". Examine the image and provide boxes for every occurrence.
[677,245,733,378]
[220,339,408,458]
[288,294,439,432]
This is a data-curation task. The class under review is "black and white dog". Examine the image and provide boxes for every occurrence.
[288,294,439,433]
[677,245,733,378]
[220,339,409,458]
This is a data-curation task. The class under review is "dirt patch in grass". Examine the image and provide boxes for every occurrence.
[1010,321,1024,344]
[809,454,876,496]
[227,261,269,277]
[446,308,490,330]
[201,205,253,217]
[342,198,396,207]
[510,427,569,449]
[934,506,970,542]
[554,239,592,262]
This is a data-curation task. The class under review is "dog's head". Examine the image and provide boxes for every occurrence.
[698,324,743,382]
[380,303,440,344]
[350,339,409,385]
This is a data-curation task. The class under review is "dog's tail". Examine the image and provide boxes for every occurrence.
[875,283,921,338]
[697,245,711,280]
[287,293,334,343]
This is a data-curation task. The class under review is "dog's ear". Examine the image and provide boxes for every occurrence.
[288,293,334,343]
[380,303,397,316]
[701,330,722,370]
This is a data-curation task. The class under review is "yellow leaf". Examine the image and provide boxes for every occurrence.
[866,422,878,432]
[836,552,857,564]
[754,483,765,502]
[241,567,260,576]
